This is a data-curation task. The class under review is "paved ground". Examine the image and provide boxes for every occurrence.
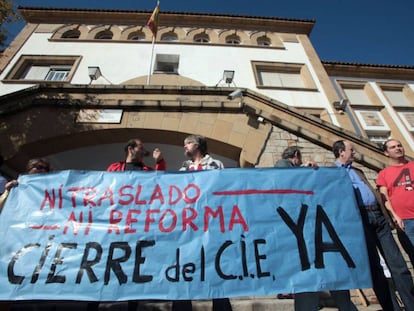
[8,296,384,311]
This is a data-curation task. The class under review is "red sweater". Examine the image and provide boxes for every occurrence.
[106,159,166,172]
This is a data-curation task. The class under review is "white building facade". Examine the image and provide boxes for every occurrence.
[0,7,413,175]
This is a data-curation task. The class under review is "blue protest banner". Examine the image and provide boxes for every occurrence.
[0,167,371,301]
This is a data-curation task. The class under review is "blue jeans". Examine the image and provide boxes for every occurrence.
[361,208,414,311]
[397,227,414,266]
[403,218,414,247]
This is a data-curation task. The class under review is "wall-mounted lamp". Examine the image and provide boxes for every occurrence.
[216,70,236,87]
[333,99,348,112]
[88,66,102,81]
[223,70,235,84]
[87,66,113,84]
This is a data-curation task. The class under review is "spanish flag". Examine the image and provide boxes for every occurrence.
[147,4,159,37]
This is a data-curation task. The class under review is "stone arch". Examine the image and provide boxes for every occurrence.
[225,34,241,45]
[256,35,271,46]
[250,31,284,48]
[193,33,210,43]
[121,73,205,86]
[3,113,246,171]
[51,24,80,40]
[87,25,116,40]
[160,31,178,42]
[1,98,272,172]
[21,127,241,171]
[140,28,154,40]
[128,31,146,41]
[62,29,81,39]
[158,27,186,42]
[218,30,249,45]
[120,26,146,41]
[95,30,113,40]
[188,28,219,44]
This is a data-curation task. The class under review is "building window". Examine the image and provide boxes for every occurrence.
[128,31,145,41]
[252,61,316,89]
[257,36,271,46]
[95,30,113,39]
[22,65,70,81]
[342,85,374,106]
[4,55,80,82]
[44,66,71,81]
[398,112,414,132]
[194,33,210,43]
[259,71,302,88]
[354,109,390,138]
[225,35,241,45]
[381,85,413,107]
[154,54,179,73]
[161,32,178,42]
[61,29,80,39]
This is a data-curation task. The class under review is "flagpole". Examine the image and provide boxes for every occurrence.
[147,0,160,86]
[147,35,156,85]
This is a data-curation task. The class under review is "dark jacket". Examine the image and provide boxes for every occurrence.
[352,166,395,229]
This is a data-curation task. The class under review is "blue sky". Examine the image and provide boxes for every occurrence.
[4,0,414,66]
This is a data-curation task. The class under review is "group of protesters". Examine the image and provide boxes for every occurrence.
[274,139,414,311]
[0,135,231,311]
[1,136,414,311]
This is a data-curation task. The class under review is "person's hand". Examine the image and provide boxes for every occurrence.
[5,180,18,191]
[393,214,404,231]
[153,148,163,162]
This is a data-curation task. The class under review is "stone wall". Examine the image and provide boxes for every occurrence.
[258,125,383,187]
[257,125,334,168]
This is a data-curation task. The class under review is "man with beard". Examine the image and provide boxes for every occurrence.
[180,134,223,171]
[107,138,166,172]
[107,138,166,311]
[176,134,230,311]
[333,139,414,311]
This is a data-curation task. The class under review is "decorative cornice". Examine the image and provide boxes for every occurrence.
[323,61,414,80]
[18,6,315,34]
